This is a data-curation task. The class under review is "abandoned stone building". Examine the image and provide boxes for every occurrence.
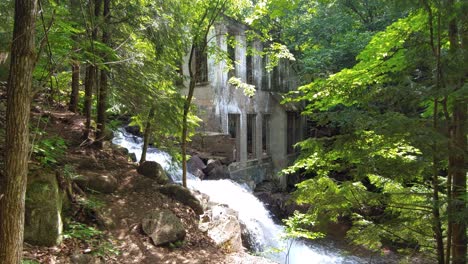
[183,17,305,188]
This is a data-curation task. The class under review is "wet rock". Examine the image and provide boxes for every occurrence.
[254,180,280,193]
[75,171,118,194]
[254,191,305,220]
[190,189,210,211]
[187,155,206,179]
[24,168,64,246]
[157,184,204,215]
[129,152,137,162]
[124,125,142,136]
[142,209,186,246]
[137,161,170,184]
[199,204,242,252]
[203,160,229,180]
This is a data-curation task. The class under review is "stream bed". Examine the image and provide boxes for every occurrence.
[113,128,367,264]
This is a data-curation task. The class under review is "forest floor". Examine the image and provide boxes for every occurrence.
[13,105,272,264]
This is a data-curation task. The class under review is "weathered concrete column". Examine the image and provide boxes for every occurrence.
[256,114,263,160]
[239,113,248,162]
[235,34,247,82]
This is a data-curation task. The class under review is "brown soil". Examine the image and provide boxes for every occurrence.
[20,108,261,264]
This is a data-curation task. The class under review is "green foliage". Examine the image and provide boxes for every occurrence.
[283,211,325,240]
[168,240,184,249]
[228,77,256,97]
[76,195,105,210]
[63,165,83,181]
[21,260,40,264]
[64,221,120,257]
[64,221,103,241]
[32,135,67,166]
[282,1,465,258]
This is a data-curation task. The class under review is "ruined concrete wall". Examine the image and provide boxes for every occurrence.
[182,17,301,187]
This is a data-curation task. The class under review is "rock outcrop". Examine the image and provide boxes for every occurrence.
[199,204,243,252]
[187,155,206,179]
[24,168,64,246]
[137,161,170,184]
[203,160,229,180]
[157,184,204,215]
[142,209,186,246]
[75,171,118,194]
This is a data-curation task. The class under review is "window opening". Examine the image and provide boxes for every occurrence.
[247,114,256,159]
[193,45,208,83]
[262,114,270,155]
[227,35,236,79]
[228,113,240,161]
[246,41,254,85]
[287,112,301,154]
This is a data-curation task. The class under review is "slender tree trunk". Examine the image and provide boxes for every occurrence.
[141,107,155,163]
[450,100,466,264]
[83,0,101,139]
[432,100,444,264]
[69,0,80,113]
[0,1,38,263]
[181,45,196,188]
[447,1,467,262]
[443,97,453,264]
[83,64,94,138]
[69,60,80,113]
[424,6,445,261]
[96,0,110,140]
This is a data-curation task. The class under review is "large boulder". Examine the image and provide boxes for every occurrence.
[187,155,206,179]
[142,209,186,246]
[254,191,304,220]
[137,161,170,184]
[124,125,142,136]
[199,205,242,252]
[25,168,64,246]
[202,160,229,180]
[157,184,204,215]
[75,171,118,194]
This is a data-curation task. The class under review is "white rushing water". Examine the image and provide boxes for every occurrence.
[113,128,363,264]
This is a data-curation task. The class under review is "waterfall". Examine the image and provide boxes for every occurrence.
[113,129,363,264]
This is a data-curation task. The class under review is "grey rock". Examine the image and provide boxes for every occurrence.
[187,155,206,179]
[75,171,118,194]
[157,184,204,215]
[129,152,137,162]
[203,160,229,180]
[199,204,242,252]
[24,169,64,246]
[137,161,170,184]
[142,209,186,246]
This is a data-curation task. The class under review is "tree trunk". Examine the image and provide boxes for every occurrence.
[83,0,101,139]
[181,45,196,188]
[141,107,155,163]
[96,0,110,140]
[68,0,80,113]
[432,100,444,264]
[450,100,466,264]
[69,60,79,113]
[0,0,38,263]
[447,1,467,262]
[83,64,94,138]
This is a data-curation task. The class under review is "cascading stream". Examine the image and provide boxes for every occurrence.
[113,129,363,264]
